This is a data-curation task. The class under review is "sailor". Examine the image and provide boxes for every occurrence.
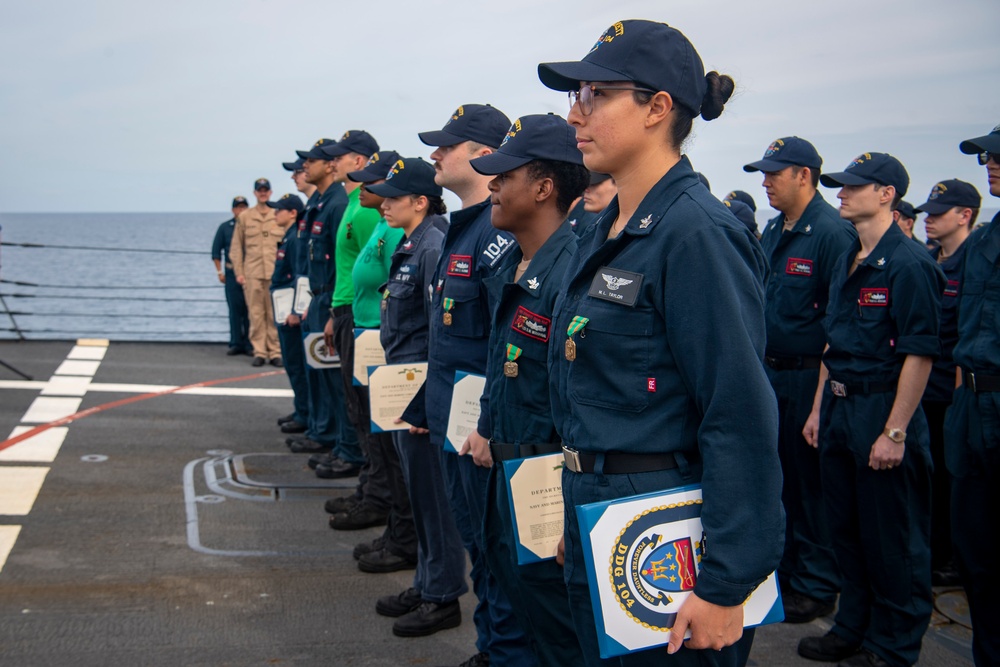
[469,113,588,667]
[946,124,1000,667]
[892,200,921,243]
[743,136,855,625]
[575,171,617,236]
[419,103,533,667]
[211,195,251,356]
[800,153,944,667]
[538,19,783,665]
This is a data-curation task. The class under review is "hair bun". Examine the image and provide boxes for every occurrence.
[701,71,735,121]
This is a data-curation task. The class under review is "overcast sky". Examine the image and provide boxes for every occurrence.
[1,0,998,221]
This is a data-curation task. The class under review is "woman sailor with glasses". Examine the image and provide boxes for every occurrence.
[539,20,783,666]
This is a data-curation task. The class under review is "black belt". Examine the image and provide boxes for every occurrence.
[562,446,699,474]
[962,369,1000,393]
[765,355,822,371]
[828,378,895,398]
[332,305,353,317]
[489,441,563,463]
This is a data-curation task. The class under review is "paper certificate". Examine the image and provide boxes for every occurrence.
[302,332,341,370]
[576,485,783,658]
[353,328,385,386]
[503,453,565,564]
[272,287,295,325]
[293,276,312,314]
[368,362,428,433]
[443,371,486,453]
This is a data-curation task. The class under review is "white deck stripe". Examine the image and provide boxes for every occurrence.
[0,468,49,515]
[1,427,68,463]
[20,397,83,423]
[54,360,101,376]
[40,376,91,397]
[0,381,45,390]
[67,345,107,360]
[2,381,293,399]
[0,526,22,574]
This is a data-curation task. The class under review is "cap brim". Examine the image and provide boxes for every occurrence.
[282,161,300,171]
[537,60,631,92]
[959,134,1000,154]
[296,149,327,160]
[820,172,873,188]
[319,144,349,158]
[364,182,412,198]
[743,158,798,173]
[914,201,953,215]
[347,168,383,183]
[265,202,280,209]
[470,152,532,176]
[589,172,611,186]
[417,129,469,147]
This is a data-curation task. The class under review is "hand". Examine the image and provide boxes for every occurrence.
[460,431,492,467]
[802,409,820,449]
[393,418,428,435]
[236,275,246,286]
[323,318,335,353]
[556,536,565,567]
[217,273,225,284]
[869,434,904,471]
[285,313,300,326]
[666,593,743,654]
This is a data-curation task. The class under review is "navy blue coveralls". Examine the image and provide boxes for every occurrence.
[211,217,250,353]
[549,157,783,667]
[922,241,966,574]
[426,199,533,663]
[302,183,361,463]
[565,198,599,238]
[380,216,467,605]
[944,212,1000,667]
[820,222,944,666]
[759,192,854,606]
[482,222,584,667]
[271,220,309,428]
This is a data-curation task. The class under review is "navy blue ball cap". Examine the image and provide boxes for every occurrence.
[469,114,584,176]
[296,138,337,160]
[266,193,305,213]
[418,104,512,149]
[819,152,909,197]
[743,136,822,173]
[347,150,402,183]
[589,171,612,186]
[282,158,304,172]
[365,157,443,198]
[538,20,706,116]
[320,130,380,159]
[254,178,271,191]
[914,179,982,215]
[959,123,1000,155]
[724,190,757,212]
[723,199,757,234]
[894,200,917,220]
[232,196,248,208]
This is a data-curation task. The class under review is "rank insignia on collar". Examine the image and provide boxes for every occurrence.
[804,225,812,232]
[877,257,885,266]
[639,215,653,229]
[770,223,776,231]
[527,277,539,290]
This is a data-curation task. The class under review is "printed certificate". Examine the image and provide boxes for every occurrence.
[443,371,485,453]
[293,276,312,314]
[576,485,783,658]
[503,453,565,564]
[302,332,341,370]
[368,362,428,433]
[353,328,385,386]
[271,287,294,325]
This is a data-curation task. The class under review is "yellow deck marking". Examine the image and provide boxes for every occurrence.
[0,427,68,463]
[0,526,22,575]
[0,468,50,515]
[21,397,83,423]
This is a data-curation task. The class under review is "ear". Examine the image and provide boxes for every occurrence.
[535,177,555,204]
[958,207,972,226]
[413,195,429,213]
[880,185,896,206]
[645,91,674,129]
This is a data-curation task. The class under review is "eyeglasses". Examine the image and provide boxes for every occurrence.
[568,84,657,116]
[978,151,999,166]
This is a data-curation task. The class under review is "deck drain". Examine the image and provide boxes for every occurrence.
[195,495,226,504]
[80,455,108,463]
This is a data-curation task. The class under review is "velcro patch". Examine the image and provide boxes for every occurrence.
[785,258,814,276]
[588,266,643,306]
[944,280,959,298]
[312,221,323,235]
[859,288,888,306]
[276,249,286,260]
[447,254,473,277]
[511,306,551,342]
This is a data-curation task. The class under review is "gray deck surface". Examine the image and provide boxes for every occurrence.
[0,341,973,666]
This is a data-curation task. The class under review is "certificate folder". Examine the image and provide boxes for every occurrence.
[503,452,565,564]
[575,484,783,658]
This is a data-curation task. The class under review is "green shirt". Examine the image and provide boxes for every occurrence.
[352,220,405,328]
[332,187,383,308]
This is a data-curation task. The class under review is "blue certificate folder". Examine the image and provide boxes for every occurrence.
[502,453,565,565]
[575,484,784,658]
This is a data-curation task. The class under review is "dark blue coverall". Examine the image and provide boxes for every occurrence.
[271,220,309,428]
[212,217,250,353]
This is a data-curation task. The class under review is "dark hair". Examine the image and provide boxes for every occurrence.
[525,159,591,215]
[423,194,447,216]
[968,208,980,226]
[791,165,821,188]
[633,71,734,150]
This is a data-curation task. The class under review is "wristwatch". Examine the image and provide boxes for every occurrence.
[883,427,906,443]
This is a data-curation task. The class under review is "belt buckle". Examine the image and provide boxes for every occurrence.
[830,380,848,398]
[562,446,583,473]
[967,372,977,393]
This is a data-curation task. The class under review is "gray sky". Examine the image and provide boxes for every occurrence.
[1,0,998,226]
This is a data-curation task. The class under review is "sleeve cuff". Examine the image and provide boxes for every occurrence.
[895,335,939,359]
[692,569,765,607]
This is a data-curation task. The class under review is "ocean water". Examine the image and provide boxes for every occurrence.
[0,213,232,342]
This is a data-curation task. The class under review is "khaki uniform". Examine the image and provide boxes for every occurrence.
[229,204,281,359]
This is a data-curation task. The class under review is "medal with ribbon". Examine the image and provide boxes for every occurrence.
[443,297,455,325]
[565,316,589,361]
[381,289,389,311]
[504,343,522,378]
